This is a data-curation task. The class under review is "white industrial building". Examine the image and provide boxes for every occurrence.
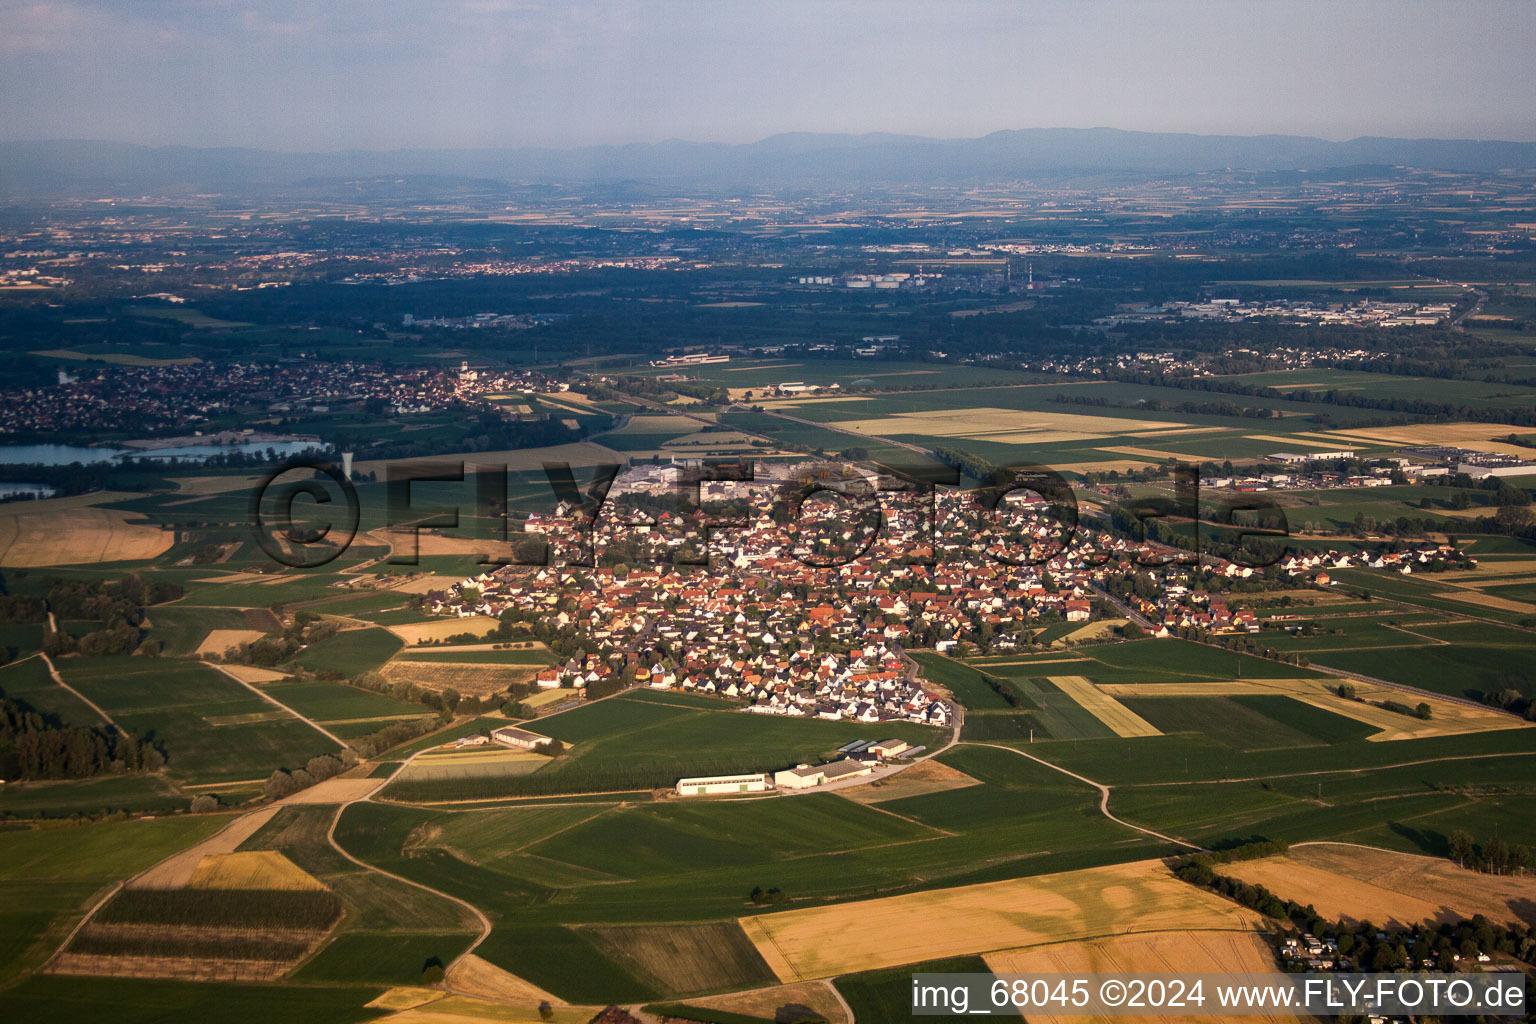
[675,773,772,796]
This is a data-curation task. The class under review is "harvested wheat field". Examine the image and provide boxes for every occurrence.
[1097,677,1530,742]
[1050,676,1163,738]
[684,980,850,1024]
[366,988,446,1012]
[444,954,566,1006]
[0,504,171,566]
[385,617,502,644]
[216,664,289,683]
[131,806,283,889]
[840,757,981,805]
[738,859,1258,982]
[1061,619,1128,643]
[1224,842,1536,930]
[987,929,1300,1024]
[188,850,327,890]
[1054,458,1159,474]
[378,995,595,1024]
[280,776,387,805]
[1317,424,1535,456]
[194,628,268,656]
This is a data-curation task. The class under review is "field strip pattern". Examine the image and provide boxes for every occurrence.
[1096,678,1533,742]
[1048,675,1162,738]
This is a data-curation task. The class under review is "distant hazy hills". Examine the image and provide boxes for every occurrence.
[5,128,1536,195]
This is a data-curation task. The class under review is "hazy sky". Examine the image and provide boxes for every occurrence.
[3,0,1534,150]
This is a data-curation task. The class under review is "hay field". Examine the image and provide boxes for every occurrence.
[1053,458,1159,474]
[194,628,268,656]
[281,776,386,805]
[1049,676,1162,738]
[217,664,288,683]
[131,806,283,888]
[1223,842,1536,929]
[444,954,566,1006]
[1316,423,1534,454]
[685,980,849,1024]
[839,758,981,805]
[1097,677,1531,742]
[987,930,1298,1024]
[385,616,502,644]
[1061,619,1128,643]
[366,988,446,1012]
[737,859,1256,982]
[188,850,327,891]
[0,504,171,566]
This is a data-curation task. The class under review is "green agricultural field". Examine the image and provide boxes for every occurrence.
[0,976,383,1024]
[146,606,258,656]
[333,738,1169,1003]
[0,621,47,660]
[57,657,342,782]
[1117,694,1374,750]
[384,692,943,800]
[0,815,223,985]
[0,773,188,818]
[835,955,993,1024]
[990,676,1111,740]
[0,654,103,726]
[960,711,1042,741]
[258,678,423,723]
[290,626,403,675]
[294,931,476,985]
[910,651,1021,710]
[1314,643,1535,701]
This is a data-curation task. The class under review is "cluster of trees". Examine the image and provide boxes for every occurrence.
[1480,685,1536,721]
[4,575,182,659]
[0,695,163,780]
[1447,830,1533,876]
[351,716,442,760]
[748,885,790,906]
[261,752,354,800]
[213,612,332,666]
[1380,699,1433,720]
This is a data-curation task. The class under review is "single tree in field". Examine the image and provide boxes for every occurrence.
[1448,830,1475,868]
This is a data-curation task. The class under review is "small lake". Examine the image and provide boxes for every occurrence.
[0,440,327,466]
